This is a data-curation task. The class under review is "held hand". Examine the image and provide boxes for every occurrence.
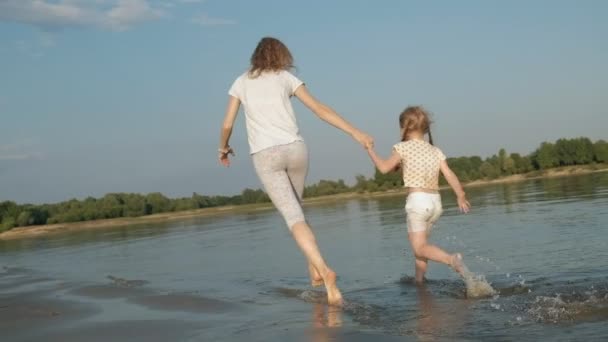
[218,147,235,167]
[352,130,374,150]
[364,139,374,150]
[457,196,471,214]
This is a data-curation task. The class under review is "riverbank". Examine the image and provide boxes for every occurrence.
[1,164,606,240]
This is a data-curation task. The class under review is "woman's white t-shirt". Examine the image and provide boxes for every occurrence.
[228,70,305,154]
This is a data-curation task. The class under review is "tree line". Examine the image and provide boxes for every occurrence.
[1,137,606,232]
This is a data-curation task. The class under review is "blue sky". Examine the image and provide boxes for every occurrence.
[1,0,607,204]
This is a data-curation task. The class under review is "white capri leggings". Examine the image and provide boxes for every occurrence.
[252,141,308,229]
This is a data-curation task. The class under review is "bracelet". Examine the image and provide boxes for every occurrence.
[218,146,233,154]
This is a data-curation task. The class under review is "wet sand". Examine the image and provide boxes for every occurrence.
[0,267,228,341]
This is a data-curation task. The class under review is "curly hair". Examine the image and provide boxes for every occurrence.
[249,37,294,77]
[399,106,434,145]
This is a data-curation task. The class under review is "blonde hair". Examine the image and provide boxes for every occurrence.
[249,37,294,78]
[399,106,434,145]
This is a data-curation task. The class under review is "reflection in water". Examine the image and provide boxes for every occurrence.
[309,303,343,342]
[500,183,515,211]
[0,222,174,253]
[312,303,343,327]
[414,284,469,341]
[541,174,599,200]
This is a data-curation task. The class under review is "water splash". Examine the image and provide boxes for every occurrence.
[459,261,497,299]
[527,288,608,323]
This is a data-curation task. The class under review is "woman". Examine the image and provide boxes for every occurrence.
[218,37,373,306]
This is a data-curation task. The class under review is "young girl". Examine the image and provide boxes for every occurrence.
[219,37,373,306]
[366,106,470,283]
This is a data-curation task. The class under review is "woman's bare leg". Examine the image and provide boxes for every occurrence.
[291,221,343,306]
[309,263,323,287]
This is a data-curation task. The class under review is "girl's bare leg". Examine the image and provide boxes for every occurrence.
[291,222,343,306]
[414,257,428,284]
[409,231,464,277]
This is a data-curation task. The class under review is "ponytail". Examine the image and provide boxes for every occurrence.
[401,126,409,142]
[427,128,434,145]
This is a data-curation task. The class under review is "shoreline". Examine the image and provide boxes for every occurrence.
[1,165,606,241]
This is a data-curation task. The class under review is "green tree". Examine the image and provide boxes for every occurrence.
[0,216,16,232]
[446,157,473,182]
[555,138,576,165]
[145,192,171,214]
[503,156,516,175]
[593,140,608,162]
[510,153,534,173]
[373,169,402,189]
[534,142,559,169]
[241,188,269,204]
[123,194,147,217]
[173,198,197,211]
[100,194,124,218]
[0,201,19,224]
[17,211,33,227]
[498,149,516,175]
[572,137,594,164]
[354,175,368,192]
[480,161,500,179]
[191,193,210,208]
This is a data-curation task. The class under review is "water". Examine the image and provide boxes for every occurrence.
[1,173,608,341]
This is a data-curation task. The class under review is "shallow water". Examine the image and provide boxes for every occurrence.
[1,173,608,341]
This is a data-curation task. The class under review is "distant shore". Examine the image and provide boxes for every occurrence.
[1,165,606,241]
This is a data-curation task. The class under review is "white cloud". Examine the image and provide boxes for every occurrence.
[106,0,164,30]
[191,13,235,26]
[157,0,203,9]
[0,0,165,31]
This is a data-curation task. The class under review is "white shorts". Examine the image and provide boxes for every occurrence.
[405,192,443,233]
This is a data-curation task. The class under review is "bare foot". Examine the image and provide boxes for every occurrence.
[311,278,323,287]
[450,253,465,277]
[323,269,343,306]
[414,277,427,285]
[309,264,323,287]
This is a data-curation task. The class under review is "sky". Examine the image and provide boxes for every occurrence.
[1,0,607,204]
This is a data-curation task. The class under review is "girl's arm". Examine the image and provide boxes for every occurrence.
[218,96,241,167]
[294,85,373,149]
[439,160,471,213]
[367,148,401,174]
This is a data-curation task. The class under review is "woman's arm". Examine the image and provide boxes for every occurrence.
[218,96,241,167]
[367,148,401,174]
[439,160,471,213]
[294,85,373,148]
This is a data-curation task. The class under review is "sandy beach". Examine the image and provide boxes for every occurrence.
[1,165,606,241]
